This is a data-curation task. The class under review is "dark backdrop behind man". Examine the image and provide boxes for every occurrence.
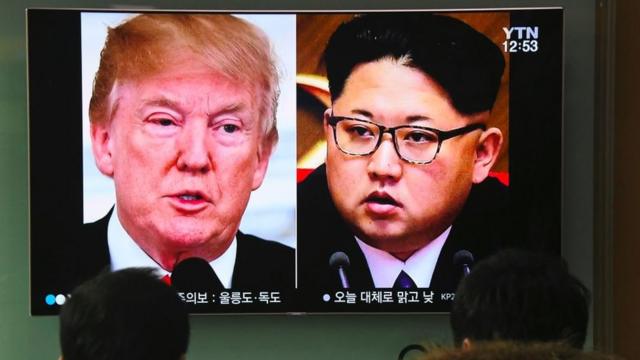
[68,14,293,292]
[298,13,510,302]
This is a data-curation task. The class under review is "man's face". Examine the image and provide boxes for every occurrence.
[91,60,271,269]
[325,59,494,259]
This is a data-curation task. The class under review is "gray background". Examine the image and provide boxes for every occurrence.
[0,0,595,359]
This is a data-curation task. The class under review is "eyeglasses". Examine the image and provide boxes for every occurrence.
[328,115,486,164]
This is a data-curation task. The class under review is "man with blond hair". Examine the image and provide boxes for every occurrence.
[72,13,293,291]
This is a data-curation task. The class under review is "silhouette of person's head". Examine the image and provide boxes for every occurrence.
[59,268,189,360]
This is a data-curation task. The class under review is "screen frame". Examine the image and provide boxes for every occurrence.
[27,7,565,316]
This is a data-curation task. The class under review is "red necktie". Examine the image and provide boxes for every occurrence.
[161,274,172,285]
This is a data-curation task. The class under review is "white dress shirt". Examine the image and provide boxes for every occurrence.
[107,206,237,288]
[355,226,451,288]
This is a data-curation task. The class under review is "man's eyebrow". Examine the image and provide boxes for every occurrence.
[209,102,247,117]
[406,115,433,123]
[133,97,183,119]
[138,97,182,111]
[350,109,432,123]
[350,109,373,118]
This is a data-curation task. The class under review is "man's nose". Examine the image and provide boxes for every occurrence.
[176,123,211,173]
[366,133,402,181]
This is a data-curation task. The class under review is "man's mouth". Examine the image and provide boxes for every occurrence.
[364,191,401,207]
[363,191,402,216]
[179,194,204,201]
[172,190,209,202]
[166,191,210,212]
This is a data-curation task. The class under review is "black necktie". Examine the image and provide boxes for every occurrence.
[393,270,417,289]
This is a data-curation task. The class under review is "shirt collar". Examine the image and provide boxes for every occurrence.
[107,206,237,288]
[355,226,451,288]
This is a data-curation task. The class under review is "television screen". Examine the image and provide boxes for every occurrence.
[28,8,562,315]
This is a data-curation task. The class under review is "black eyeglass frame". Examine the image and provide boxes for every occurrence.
[328,115,487,164]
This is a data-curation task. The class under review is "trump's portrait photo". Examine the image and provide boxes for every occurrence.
[79,13,296,293]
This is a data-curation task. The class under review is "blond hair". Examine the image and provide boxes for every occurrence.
[89,13,279,144]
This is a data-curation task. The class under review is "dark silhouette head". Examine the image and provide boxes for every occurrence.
[450,249,590,348]
[59,268,189,360]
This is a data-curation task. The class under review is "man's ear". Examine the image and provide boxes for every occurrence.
[251,136,275,191]
[323,108,333,138]
[90,122,115,177]
[462,338,472,350]
[471,127,503,184]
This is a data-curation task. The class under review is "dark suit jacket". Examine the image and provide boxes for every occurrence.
[62,209,294,293]
[297,164,510,307]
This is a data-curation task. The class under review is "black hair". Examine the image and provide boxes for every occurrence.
[324,13,505,115]
[450,249,590,349]
[59,268,190,360]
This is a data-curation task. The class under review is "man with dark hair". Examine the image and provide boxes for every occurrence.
[298,13,508,293]
[450,249,590,349]
[59,268,190,360]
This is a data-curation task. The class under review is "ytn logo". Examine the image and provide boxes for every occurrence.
[503,26,539,40]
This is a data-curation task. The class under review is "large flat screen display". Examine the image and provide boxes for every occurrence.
[28,8,562,315]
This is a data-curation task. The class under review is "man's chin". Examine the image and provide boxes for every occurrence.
[157,220,222,243]
[357,228,412,251]
[146,225,211,247]
[147,221,235,257]
[164,236,211,249]
[156,236,225,264]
